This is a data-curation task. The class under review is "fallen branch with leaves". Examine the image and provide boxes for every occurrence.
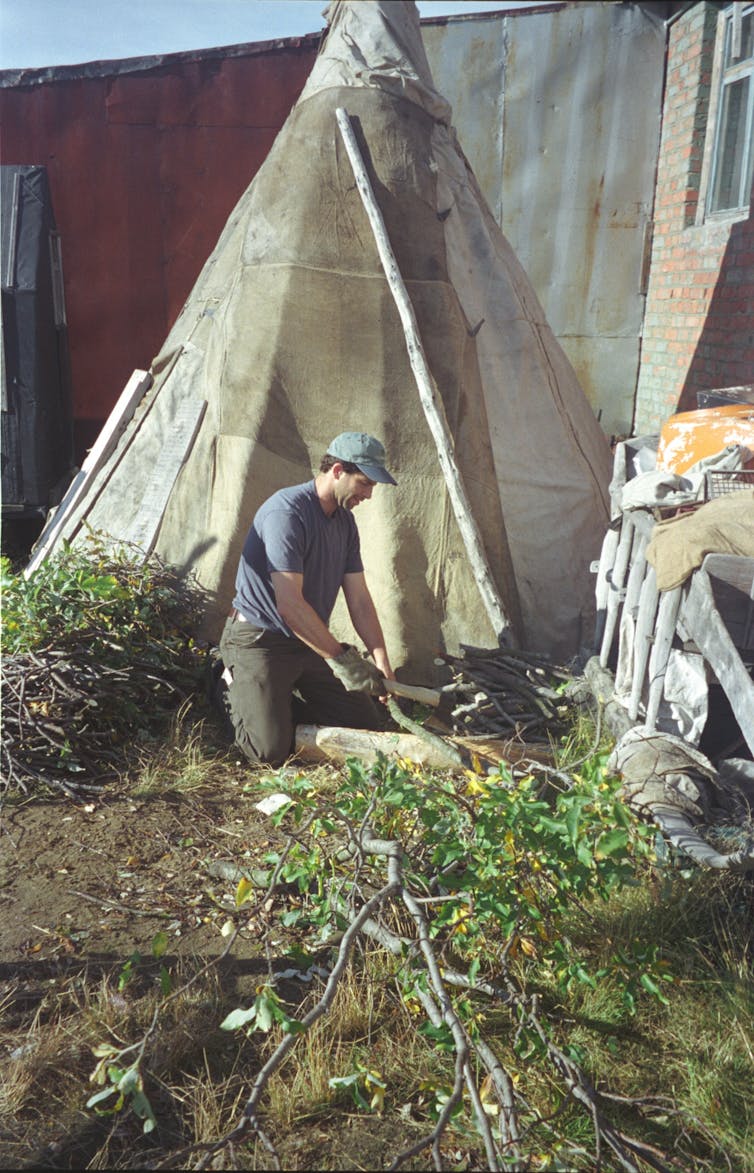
[130,753,711,1172]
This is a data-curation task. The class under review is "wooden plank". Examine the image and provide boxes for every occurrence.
[335,106,514,646]
[608,441,628,517]
[123,397,207,556]
[645,585,682,731]
[702,554,754,650]
[701,554,754,596]
[680,567,754,756]
[628,564,659,721]
[25,369,152,577]
[624,532,649,620]
[599,514,634,667]
[614,530,649,699]
[593,525,619,652]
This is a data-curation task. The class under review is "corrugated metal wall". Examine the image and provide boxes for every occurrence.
[0,40,318,456]
[0,3,667,452]
[424,2,667,437]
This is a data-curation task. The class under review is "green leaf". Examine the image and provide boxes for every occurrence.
[131,1089,158,1132]
[565,804,581,846]
[640,972,671,1004]
[595,828,629,858]
[575,842,594,868]
[255,995,275,1032]
[86,1085,118,1109]
[117,1066,141,1095]
[151,930,169,959]
[220,1005,257,1031]
[329,1073,361,1089]
[281,1016,307,1035]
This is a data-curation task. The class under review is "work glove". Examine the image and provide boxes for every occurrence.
[326,646,384,694]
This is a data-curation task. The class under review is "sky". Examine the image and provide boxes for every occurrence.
[0,0,543,71]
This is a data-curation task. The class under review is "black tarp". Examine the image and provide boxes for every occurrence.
[1,165,74,516]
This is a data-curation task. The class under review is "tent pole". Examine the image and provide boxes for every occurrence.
[335,107,514,646]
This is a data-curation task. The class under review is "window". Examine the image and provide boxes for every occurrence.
[707,3,754,217]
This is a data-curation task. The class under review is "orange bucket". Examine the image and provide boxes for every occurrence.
[656,404,754,474]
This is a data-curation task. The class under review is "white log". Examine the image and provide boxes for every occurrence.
[629,564,659,721]
[335,106,513,644]
[294,724,551,770]
[599,514,634,667]
[593,525,619,652]
[645,585,682,731]
[294,724,462,770]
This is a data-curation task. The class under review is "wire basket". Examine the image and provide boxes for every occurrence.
[705,468,754,498]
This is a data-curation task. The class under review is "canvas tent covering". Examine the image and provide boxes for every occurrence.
[37,0,611,676]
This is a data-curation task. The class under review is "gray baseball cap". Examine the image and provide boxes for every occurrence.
[328,432,397,485]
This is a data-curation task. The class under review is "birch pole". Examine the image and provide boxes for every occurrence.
[335,107,514,646]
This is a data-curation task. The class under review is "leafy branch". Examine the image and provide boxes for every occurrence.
[147,753,683,1171]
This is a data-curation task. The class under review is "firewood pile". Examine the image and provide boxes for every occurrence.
[1,548,207,802]
[437,645,574,738]
[1,646,194,801]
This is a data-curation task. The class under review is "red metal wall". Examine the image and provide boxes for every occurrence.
[0,38,318,459]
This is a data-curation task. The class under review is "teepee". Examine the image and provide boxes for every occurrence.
[32,0,611,675]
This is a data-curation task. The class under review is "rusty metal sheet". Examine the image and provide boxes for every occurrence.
[424,2,666,436]
[0,46,317,455]
[1,5,665,452]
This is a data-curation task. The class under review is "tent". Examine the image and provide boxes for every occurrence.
[34,0,612,676]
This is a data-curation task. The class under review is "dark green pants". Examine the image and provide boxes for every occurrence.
[218,616,384,766]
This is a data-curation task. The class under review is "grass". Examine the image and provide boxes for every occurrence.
[1,705,753,1171]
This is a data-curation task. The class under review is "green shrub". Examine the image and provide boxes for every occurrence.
[1,537,207,794]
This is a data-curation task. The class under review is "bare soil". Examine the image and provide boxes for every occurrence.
[0,747,458,1171]
[1,772,271,978]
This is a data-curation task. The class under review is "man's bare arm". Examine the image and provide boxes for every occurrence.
[271,571,343,659]
[342,572,394,680]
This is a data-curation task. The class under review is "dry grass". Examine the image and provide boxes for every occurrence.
[2,714,753,1171]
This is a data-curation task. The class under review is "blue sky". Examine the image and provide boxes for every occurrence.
[0,1,542,70]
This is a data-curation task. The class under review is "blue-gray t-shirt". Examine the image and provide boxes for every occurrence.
[232,480,364,637]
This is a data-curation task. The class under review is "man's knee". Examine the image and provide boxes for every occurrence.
[228,705,293,768]
[232,730,292,768]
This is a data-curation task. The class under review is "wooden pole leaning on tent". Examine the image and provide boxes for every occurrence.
[335,107,515,648]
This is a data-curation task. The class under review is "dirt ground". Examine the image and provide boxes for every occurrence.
[0,759,337,1168]
[0,760,330,1018]
[1,774,278,975]
[1,751,465,1171]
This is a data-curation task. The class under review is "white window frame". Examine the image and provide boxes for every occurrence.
[697,2,754,224]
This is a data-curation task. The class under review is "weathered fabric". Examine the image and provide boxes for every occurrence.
[646,492,754,591]
[608,727,754,871]
[55,0,611,674]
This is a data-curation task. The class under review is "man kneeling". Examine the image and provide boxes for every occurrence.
[218,432,397,766]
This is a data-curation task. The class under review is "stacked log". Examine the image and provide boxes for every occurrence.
[437,645,573,738]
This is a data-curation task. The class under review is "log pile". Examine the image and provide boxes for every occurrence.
[437,645,573,738]
[1,645,195,801]
[1,549,206,802]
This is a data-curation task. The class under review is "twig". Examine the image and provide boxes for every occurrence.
[69,889,174,918]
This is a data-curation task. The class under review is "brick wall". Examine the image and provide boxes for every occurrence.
[634,1,754,434]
